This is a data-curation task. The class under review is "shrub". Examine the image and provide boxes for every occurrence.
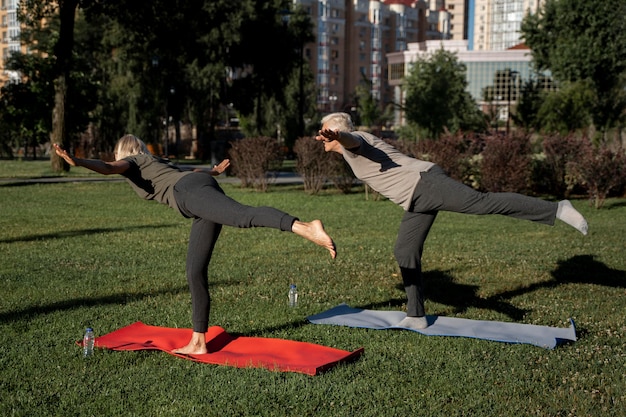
[293,136,330,194]
[480,133,532,193]
[293,136,355,194]
[228,136,284,192]
[568,142,626,208]
[540,133,588,198]
[329,153,356,194]
[412,131,484,185]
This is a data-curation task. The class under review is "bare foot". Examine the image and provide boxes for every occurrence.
[291,220,337,259]
[172,332,208,355]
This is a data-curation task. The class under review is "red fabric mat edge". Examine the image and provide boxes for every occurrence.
[81,321,364,376]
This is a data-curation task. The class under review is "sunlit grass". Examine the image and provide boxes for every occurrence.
[1,179,624,416]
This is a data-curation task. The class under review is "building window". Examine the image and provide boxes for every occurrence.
[389,63,405,81]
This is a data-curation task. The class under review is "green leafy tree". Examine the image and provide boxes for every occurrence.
[353,74,393,130]
[536,80,595,135]
[511,76,554,132]
[231,3,315,145]
[19,0,88,171]
[403,49,486,139]
[3,8,100,159]
[521,0,626,137]
[0,18,55,158]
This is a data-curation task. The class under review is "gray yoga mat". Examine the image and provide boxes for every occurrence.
[307,304,576,349]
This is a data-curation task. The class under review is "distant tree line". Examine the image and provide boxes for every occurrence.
[0,0,316,168]
[0,0,624,179]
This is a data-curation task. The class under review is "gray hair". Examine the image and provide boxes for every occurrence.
[321,112,354,132]
[114,135,151,160]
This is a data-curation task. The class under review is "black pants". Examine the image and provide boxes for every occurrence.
[393,165,557,316]
[173,173,296,332]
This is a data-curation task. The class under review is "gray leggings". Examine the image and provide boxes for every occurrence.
[173,173,296,332]
[393,165,557,316]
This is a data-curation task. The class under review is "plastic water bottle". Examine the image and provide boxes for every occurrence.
[288,284,298,307]
[83,327,95,358]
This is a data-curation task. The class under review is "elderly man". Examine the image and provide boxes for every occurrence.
[316,112,587,329]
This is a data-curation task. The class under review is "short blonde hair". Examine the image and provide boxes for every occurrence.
[321,112,354,132]
[114,135,150,160]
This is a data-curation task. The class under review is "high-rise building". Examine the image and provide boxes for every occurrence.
[468,0,544,51]
[295,0,435,114]
[0,0,21,85]
[295,0,542,116]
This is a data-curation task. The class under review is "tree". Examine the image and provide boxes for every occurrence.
[19,0,85,171]
[11,0,314,164]
[536,80,595,135]
[5,6,100,159]
[230,2,316,146]
[0,18,55,158]
[353,74,393,130]
[511,76,553,132]
[521,0,626,138]
[403,49,486,139]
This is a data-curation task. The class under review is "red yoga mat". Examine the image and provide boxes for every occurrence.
[86,322,364,376]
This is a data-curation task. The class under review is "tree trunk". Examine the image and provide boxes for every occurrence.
[50,0,79,173]
[50,75,68,172]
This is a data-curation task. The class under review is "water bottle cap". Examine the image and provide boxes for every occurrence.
[86,327,93,332]
[290,284,296,289]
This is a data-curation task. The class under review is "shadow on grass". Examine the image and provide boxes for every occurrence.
[0,285,189,324]
[421,270,530,320]
[603,199,626,210]
[377,255,624,323]
[0,224,176,244]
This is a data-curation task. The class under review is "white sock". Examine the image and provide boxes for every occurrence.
[556,200,588,235]
[396,316,428,330]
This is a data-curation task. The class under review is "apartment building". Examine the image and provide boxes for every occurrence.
[295,0,435,114]
[0,0,20,85]
[295,0,542,116]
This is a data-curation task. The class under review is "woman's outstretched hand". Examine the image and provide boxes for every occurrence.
[53,143,77,166]
[209,159,230,176]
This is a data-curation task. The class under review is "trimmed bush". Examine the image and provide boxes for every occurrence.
[568,142,626,208]
[412,132,484,185]
[541,133,588,198]
[480,133,532,193]
[293,136,329,194]
[294,136,355,194]
[228,136,283,191]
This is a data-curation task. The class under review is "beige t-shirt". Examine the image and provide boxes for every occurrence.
[342,131,435,210]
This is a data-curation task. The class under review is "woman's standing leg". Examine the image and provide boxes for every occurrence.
[173,217,222,355]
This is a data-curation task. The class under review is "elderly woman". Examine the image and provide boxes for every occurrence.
[54,135,336,354]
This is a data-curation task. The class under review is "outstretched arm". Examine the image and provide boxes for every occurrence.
[316,128,361,149]
[53,144,130,175]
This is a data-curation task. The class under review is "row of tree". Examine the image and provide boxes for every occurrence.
[0,0,625,169]
[400,0,626,141]
[1,0,316,169]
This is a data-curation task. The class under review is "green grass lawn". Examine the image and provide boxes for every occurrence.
[1,174,624,416]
